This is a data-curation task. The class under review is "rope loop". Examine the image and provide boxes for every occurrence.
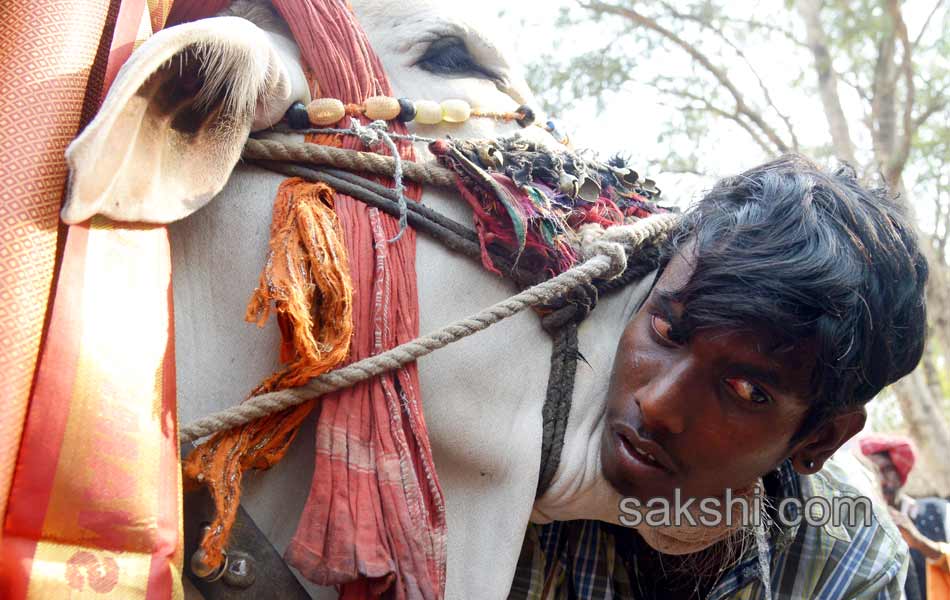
[180,212,679,444]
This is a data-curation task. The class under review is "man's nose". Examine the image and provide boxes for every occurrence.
[635,360,693,435]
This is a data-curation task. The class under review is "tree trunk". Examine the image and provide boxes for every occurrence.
[796,0,858,165]
[923,242,950,356]
[893,368,950,495]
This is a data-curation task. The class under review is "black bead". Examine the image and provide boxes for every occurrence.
[286,101,310,129]
[516,105,536,128]
[396,98,416,123]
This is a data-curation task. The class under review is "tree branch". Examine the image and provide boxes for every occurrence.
[652,5,809,49]
[913,0,947,48]
[795,0,859,164]
[869,3,898,179]
[839,72,872,103]
[934,190,948,255]
[886,0,915,183]
[913,90,948,130]
[656,1,801,151]
[655,88,775,155]
[582,1,791,154]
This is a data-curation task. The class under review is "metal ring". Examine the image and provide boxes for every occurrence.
[202,551,229,583]
[205,550,228,583]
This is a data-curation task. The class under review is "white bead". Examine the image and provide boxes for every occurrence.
[363,96,401,121]
[307,98,345,126]
[441,99,471,123]
[414,100,442,125]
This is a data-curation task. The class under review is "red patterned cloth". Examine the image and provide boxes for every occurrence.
[859,434,917,485]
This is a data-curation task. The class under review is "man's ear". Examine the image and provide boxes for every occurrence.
[790,407,866,474]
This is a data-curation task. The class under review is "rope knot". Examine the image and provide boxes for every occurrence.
[346,118,409,242]
[350,118,390,148]
[577,224,627,280]
[540,282,599,333]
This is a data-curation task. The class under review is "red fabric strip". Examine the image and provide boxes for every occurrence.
[100,0,146,97]
[270,1,446,597]
[0,223,90,599]
[146,278,181,600]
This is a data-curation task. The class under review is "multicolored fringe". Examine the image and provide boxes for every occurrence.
[429,137,667,278]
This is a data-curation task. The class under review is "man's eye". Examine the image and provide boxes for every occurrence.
[724,377,772,406]
[417,37,488,78]
[650,314,675,343]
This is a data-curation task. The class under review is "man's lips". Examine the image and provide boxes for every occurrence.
[612,422,678,474]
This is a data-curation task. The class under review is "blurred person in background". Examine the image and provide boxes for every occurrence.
[860,434,950,599]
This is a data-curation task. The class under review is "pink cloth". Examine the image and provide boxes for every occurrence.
[859,433,917,485]
[271,1,445,598]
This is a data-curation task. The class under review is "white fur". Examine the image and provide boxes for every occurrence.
[64,2,647,597]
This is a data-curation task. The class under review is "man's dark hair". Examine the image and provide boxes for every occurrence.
[658,154,928,439]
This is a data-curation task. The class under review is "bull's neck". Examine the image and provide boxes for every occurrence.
[531,275,654,524]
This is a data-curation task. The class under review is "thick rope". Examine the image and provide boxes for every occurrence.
[244,138,458,187]
[180,213,679,443]
[537,322,579,496]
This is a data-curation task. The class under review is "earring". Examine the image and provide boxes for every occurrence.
[804,459,815,470]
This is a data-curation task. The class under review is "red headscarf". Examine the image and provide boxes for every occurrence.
[859,433,917,485]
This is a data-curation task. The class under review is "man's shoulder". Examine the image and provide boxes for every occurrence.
[766,458,909,599]
[799,455,904,547]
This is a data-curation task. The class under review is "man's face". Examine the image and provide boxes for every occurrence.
[601,250,816,501]
[868,453,902,506]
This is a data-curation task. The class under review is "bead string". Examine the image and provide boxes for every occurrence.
[267,123,439,144]
[272,118,572,149]
[285,95,536,129]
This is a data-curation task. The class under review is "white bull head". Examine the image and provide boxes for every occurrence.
[61,2,644,598]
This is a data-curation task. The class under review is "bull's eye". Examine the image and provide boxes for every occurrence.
[417,36,498,81]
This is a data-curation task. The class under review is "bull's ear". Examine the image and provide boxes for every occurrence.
[61,16,309,224]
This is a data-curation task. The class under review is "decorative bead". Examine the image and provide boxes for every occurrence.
[544,118,570,145]
[516,105,536,127]
[414,100,442,125]
[441,99,472,123]
[396,98,416,122]
[364,96,401,121]
[307,98,346,126]
[286,101,310,129]
[428,139,452,156]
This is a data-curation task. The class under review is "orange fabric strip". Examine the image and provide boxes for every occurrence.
[183,178,355,573]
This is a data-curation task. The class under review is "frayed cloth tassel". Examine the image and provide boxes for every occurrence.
[183,177,354,574]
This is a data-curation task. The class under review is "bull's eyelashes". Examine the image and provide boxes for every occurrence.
[416,36,500,82]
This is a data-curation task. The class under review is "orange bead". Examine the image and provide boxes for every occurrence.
[364,96,401,121]
[306,98,346,126]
